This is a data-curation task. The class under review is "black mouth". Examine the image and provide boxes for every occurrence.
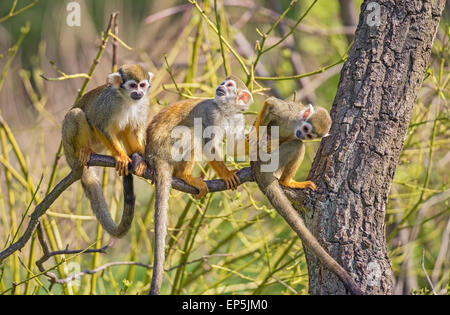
[296,130,304,139]
[131,92,143,100]
[216,87,226,96]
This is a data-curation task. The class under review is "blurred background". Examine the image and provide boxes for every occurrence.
[0,0,448,295]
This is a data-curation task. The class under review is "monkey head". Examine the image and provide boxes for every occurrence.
[215,75,253,112]
[107,64,154,102]
[294,104,331,140]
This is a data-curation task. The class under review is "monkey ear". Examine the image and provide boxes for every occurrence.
[300,104,315,120]
[107,72,122,89]
[148,72,154,83]
[237,90,253,107]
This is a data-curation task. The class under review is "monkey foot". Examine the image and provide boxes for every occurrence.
[114,154,132,176]
[281,180,317,191]
[222,170,241,190]
[176,174,209,199]
[79,147,94,166]
[193,180,209,199]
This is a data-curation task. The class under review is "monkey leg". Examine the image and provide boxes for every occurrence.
[62,108,95,168]
[124,129,146,176]
[93,127,131,176]
[281,179,317,191]
[278,140,317,191]
[208,160,240,190]
[174,161,209,199]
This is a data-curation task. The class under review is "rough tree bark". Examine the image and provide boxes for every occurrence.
[293,0,446,294]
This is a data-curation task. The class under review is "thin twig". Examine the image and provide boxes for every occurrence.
[214,0,229,76]
[35,223,110,289]
[189,0,250,76]
[0,0,39,24]
[46,254,232,286]
[111,12,120,72]
[255,56,347,81]
[421,249,437,295]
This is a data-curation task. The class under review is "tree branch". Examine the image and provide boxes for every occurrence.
[88,153,255,195]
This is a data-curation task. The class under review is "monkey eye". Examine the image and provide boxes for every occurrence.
[226,82,234,87]
[129,83,137,89]
[140,82,147,88]
[302,125,311,133]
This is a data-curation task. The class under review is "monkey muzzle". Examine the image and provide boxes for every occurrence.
[295,129,306,140]
[131,91,144,100]
[216,86,226,96]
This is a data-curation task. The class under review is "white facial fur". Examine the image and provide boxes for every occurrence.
[294,104,315,140]
[108,71,154,102]
[215,79,253,111]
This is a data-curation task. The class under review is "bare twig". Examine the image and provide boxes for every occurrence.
[35,223,110,290]
[189,0,250,76]
[111,12,120,72]
[0,0,39,24]
[421,249,437,295]
[255,56,347,81]
[44,253,232,286]
[0,23,30,92]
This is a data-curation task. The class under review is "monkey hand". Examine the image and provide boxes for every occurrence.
[79,147,94,166]
[135,162,146,177]
[114,153,132,176]
[222,170,241,191]
[131,154,147,177]
[281,180,317,191]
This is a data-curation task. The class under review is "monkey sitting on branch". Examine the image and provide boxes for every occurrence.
[62,64,153,238]
[142,75,253,295]
[0,64,154,263]
[249,96,363,295]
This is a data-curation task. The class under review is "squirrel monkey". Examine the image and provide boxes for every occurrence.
[62,64,154,238]
[250,96,331,190]
[250,97,363,294]
[143,76,253,294]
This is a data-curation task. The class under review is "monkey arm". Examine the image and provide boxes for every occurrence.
[92,126,125,157]
[126,129,145,155]
[208,160,240,190]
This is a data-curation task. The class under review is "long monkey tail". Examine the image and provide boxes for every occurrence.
[81,167,135,238]
[149,159,172,295]
[250,161,364,295]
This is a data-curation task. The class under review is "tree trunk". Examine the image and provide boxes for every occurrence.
[295,0,446,294]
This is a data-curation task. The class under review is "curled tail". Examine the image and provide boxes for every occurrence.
[81,167,135,238]
[149,160,172,295]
